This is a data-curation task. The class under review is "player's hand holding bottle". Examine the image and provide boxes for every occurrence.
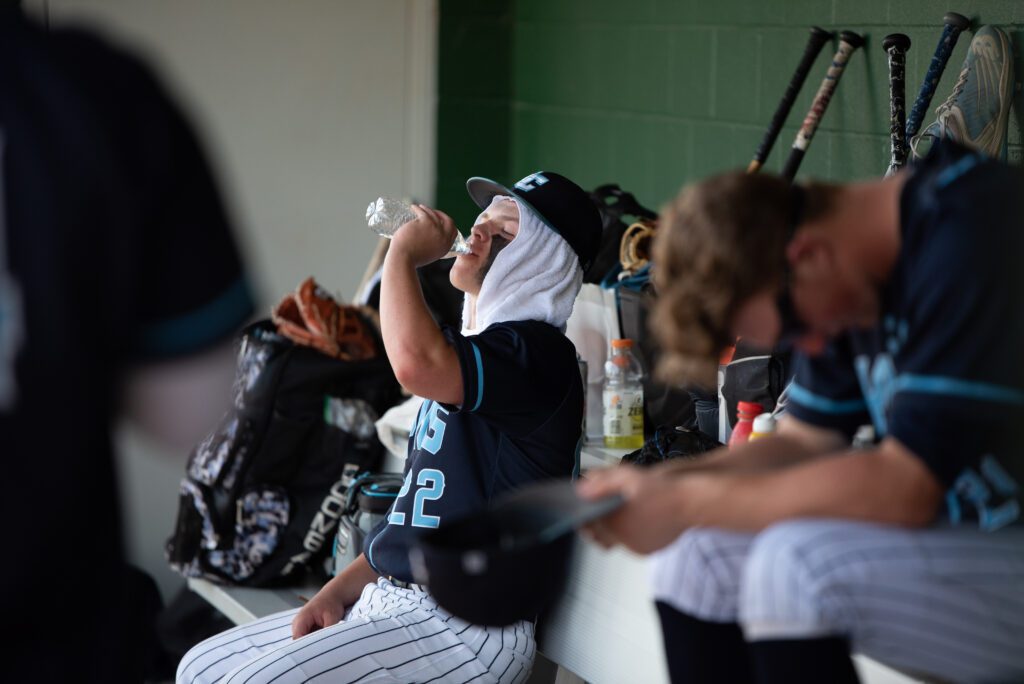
[386,204,461,267]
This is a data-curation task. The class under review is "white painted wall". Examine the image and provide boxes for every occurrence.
[26,0,437,600]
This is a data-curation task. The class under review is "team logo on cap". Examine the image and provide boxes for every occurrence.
[514,172,549,193]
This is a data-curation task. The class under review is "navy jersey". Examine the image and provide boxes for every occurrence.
[788,140,1024,530]
[0,10,253,681]
[365,320,584,581]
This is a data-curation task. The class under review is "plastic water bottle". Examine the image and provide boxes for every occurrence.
[603,339,644,449]
[728,401,763,446]
[365,196,471,256]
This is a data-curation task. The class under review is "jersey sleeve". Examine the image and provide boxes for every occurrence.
[785,339,870,440]
[441,322,574,436]
[886,192,1024,493]
[110,51,254,361]
[362,514,390,575]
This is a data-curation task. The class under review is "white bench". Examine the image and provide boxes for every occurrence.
[188,538,918,684]
[534,535,921,684]
[188,441,921,683]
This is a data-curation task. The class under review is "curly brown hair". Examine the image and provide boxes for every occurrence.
[651,171,818,386]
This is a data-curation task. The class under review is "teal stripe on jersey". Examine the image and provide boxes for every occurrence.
[137,277,252,356]
[571,432,582,480]
[470,341,484,412]
[935,153,982,188]
[366,533,380,574]
[789,382,868,414]
[360,490,397,498]
[894,374,1024,405]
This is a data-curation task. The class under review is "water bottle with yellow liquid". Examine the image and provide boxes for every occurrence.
[602,339,644,449]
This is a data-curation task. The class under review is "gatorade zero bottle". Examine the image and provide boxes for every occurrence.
[603,339,644,449]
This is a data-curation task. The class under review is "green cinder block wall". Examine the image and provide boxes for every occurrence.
[438,0,1023,226]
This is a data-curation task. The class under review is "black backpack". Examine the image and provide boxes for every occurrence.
[587,184,694,433]
[166,319,403,586]
[616,285,698,434]
[720,342,791,429]
[690,342,791,442]
[585,184,659,284]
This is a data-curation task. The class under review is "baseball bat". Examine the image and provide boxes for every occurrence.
[782,30,865,181]
[904,12,971,143]
[747,26,834,174]
[883,33,912,176]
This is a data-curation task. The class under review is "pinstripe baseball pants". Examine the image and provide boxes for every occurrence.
[650,519,1024,683]
[177,578,535,684]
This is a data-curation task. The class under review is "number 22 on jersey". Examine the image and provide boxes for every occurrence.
[388,468,446,529]
[390,401,448,528]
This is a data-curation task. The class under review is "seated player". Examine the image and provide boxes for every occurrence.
[581,136,1024,683]
[177,171,601,684]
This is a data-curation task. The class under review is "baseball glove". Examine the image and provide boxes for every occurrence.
[271,277,378,361]
[619,219,657,275]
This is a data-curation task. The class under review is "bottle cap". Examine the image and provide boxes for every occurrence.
[737,401,763,415]
[752,413,776,434]
[852,424,876,447]
[611,339,634,349]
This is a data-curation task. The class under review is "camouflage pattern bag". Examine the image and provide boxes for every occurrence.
[166,319,402,586]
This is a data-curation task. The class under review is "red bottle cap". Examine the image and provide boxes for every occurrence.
[737,401,763,416]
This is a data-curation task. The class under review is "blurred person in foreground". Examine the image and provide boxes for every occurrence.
[1,4,253,681]
[581,138,1024,683]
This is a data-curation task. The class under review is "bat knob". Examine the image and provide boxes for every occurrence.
[839,30,865,49]
[944,12,971,30]
[809,26,835,40]
[882,33,911,52]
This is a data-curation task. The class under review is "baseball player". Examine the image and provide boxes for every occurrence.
[581,137,1024,683]
[177,172,601,684]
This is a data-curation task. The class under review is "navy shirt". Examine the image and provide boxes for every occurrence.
[365,320,584,581]
[0,10,253,681]
[788,140,1024,530]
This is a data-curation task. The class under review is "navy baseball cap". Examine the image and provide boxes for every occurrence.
[410,479,622,626]
[466,172,603,271]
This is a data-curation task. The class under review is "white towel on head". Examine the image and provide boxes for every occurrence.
[462,195,583,335]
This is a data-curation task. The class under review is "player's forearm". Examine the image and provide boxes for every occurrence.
[684,441,943,530]
[321,553,380,608]
[657,433,820,476]
[379,251,453,385]
[121,340,236,449]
